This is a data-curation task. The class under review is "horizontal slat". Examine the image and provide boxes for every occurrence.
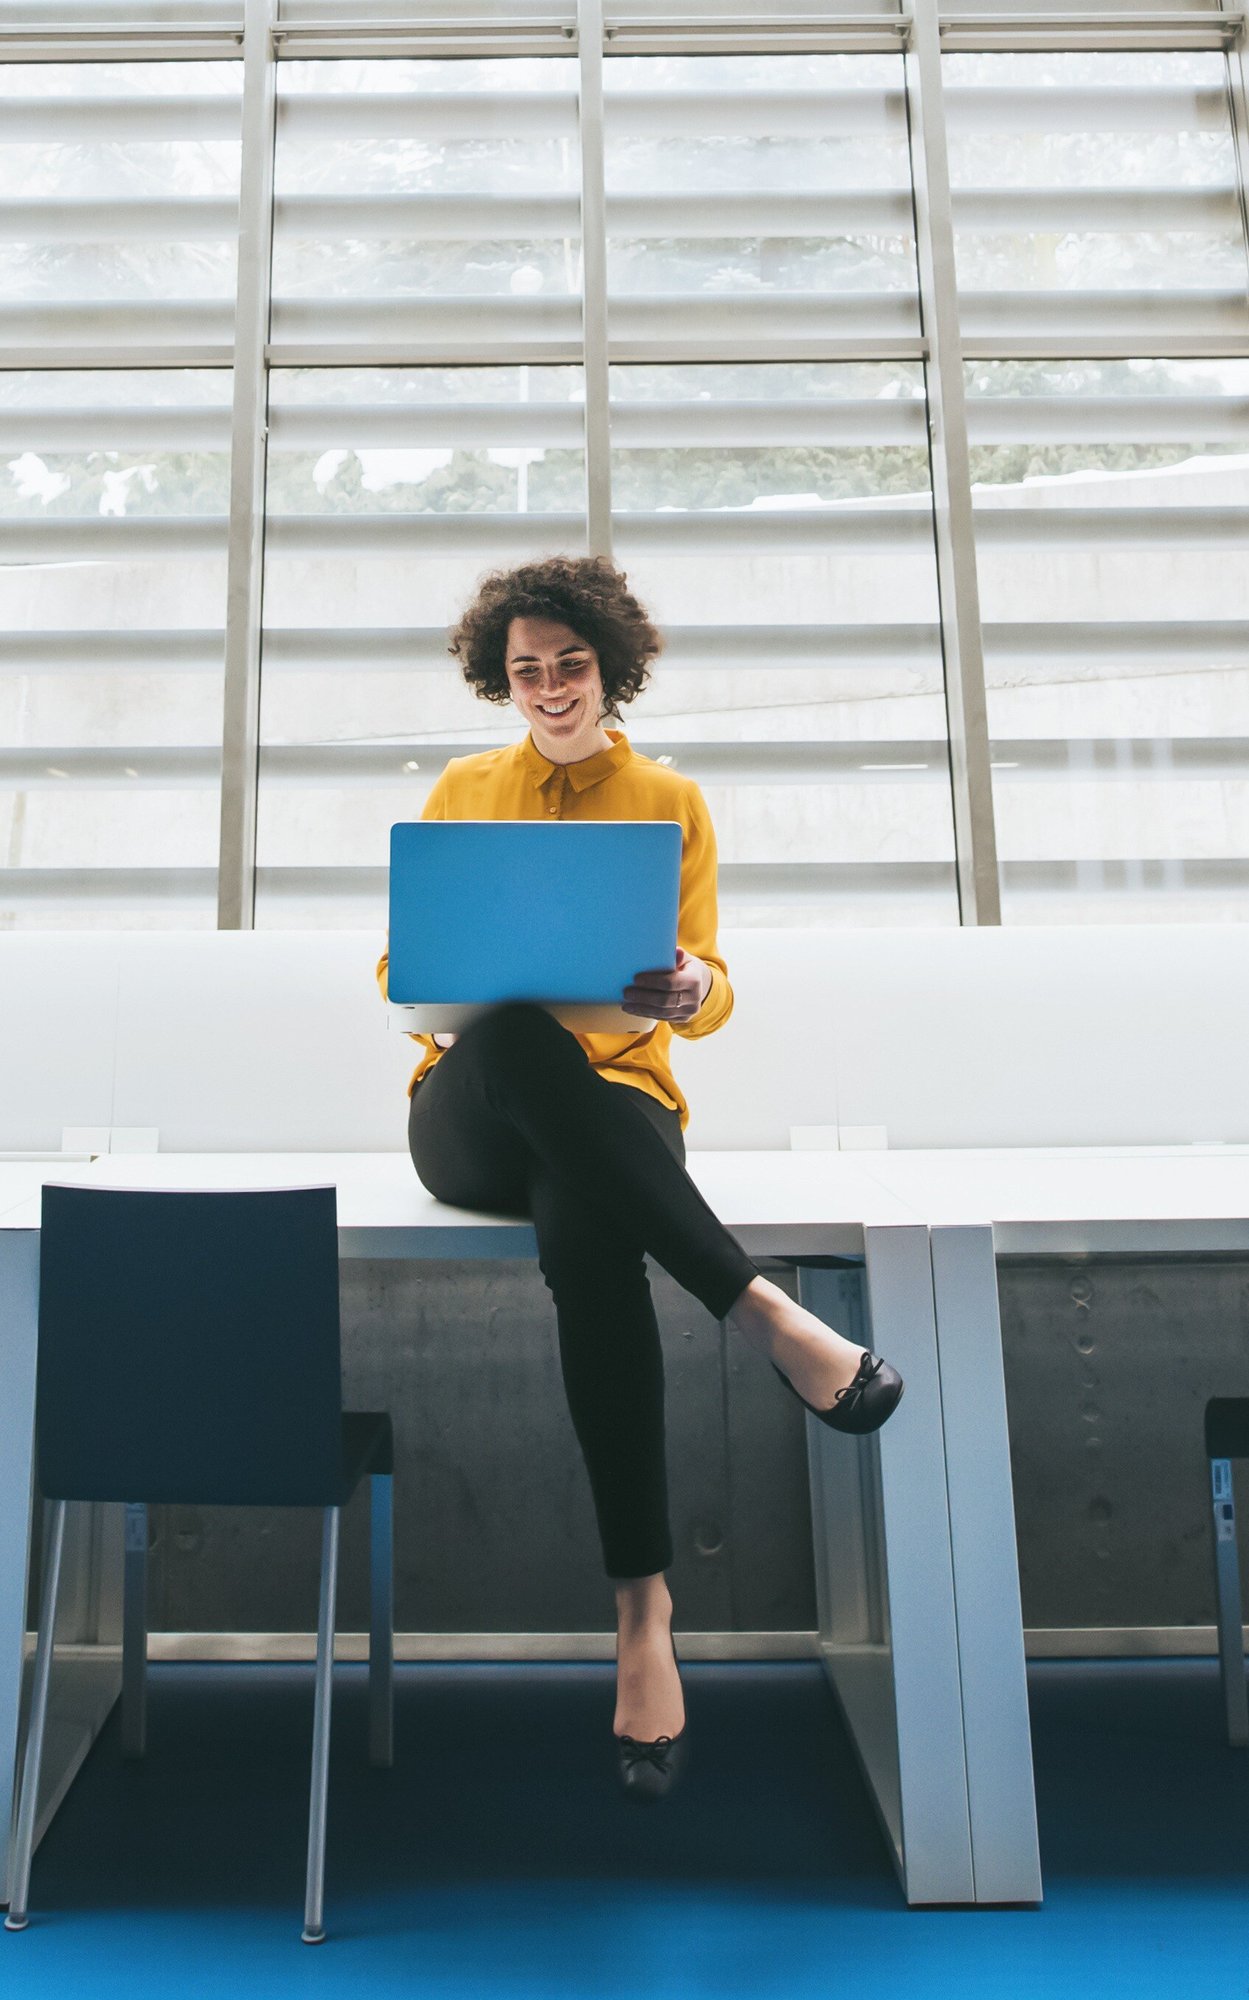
[0,93,242,142]
[275,188,916,240]
[268,401,585,449]
[269,293,583,357]
[604,85,907,138]
[271,289,923,357]
[0,83,1221,148]
[278,87,576,140]
[973,505,1248,547]
[1001,858,1249,894]
[267,510,585,555]
[614,504,934,549]
[0,199,238,242]
[16,501,1230,565]
[267,397,930,452]
[10,188,1232,249]
[0,863,956,909]
[608,190,914,236]
[966,395,1249,444]
[1,621,1241,677]
[953,186,1241,232]
[261,505,934,558]
[0,868,219,907]
[8,859,1249,912]
[958,288,1249,344]
[0,631,224,673]
[982,620,1249,664]
[0,407,233,452]
[0,293,928,364]
[0,300,236,349]
[276,191,580,240]
[0,625,944,675]
[944,83,1230,133]
[10,736,1249,788]
[2,518,226,561]
[4,395,1242,460]
[612,396,928,446]
[7,498,1240,564]
[252,862,960,904]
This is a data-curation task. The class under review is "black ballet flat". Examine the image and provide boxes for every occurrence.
[614,1726,688,1803]
[772,1348,904,1435]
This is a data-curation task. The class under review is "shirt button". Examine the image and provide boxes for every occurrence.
[548,805,558,815]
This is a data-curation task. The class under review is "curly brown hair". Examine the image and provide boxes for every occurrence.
[447,556,663,719]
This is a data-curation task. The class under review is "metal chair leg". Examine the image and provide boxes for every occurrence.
[368,1474,394,1769]
[122,1503,148,1760]
[302,1505,339,1946]
[1210,1457,1249,1748]
[5,1500,67,1931]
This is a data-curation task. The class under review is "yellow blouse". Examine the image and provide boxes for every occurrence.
[375,728,733,1130]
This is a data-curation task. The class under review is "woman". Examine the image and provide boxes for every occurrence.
[377,556,902,1802]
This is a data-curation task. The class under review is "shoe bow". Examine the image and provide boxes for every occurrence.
[834,1352,884,1407]
[616,1734,677,1772]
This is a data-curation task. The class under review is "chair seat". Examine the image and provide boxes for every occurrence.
[339,1412,393,1502]
[1205,1398,1249,1460]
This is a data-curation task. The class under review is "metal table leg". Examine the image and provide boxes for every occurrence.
[800,1221,975,1905]
[929,1224,1042,1904]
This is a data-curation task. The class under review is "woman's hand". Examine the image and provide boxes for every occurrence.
[622,948,713,1026]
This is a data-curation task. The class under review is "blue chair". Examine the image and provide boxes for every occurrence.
[1204,1397,1249,1748]
[5,1183,394,1944]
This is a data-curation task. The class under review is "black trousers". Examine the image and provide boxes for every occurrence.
[407,1001,759,1579]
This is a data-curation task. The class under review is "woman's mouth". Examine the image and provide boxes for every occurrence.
[537,699,575,717]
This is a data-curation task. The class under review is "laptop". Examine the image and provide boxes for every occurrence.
[387,819,684,1033]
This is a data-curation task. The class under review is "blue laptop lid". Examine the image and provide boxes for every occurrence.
[387,820,683,1005]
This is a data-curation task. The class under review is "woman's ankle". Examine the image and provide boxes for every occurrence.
[614,1570,672,1635]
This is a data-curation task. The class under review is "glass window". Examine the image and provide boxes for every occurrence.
[0,60,242,355]
[967,358,1249,920]
[610,360,955,925]
[945,52,1248,346]
[255,365,586,926]
[604,52,918,348]
[0,58,241,927]
[272,57,581,354]
[0,369,233,927]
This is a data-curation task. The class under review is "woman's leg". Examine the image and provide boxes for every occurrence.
[527,1164,673,1583]
[526,1155,685,1741]
[410,1021,691,1739]
[418,1003,875,1410]
[428,1001,758,1318]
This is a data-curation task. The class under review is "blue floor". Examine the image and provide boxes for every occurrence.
[4,1657,1246,1998]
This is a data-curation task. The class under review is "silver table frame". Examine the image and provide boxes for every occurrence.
[1,1153,1044,1908]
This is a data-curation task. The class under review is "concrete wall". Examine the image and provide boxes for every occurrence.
[100,1253,1249,1639]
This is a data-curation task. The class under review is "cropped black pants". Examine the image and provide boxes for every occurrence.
[407,1001,759,1579]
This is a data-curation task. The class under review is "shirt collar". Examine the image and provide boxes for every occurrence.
[519,728,634,792]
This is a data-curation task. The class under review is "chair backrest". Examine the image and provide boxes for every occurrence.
[37,1183,346,1507]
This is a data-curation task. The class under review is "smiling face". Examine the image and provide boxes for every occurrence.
[504,614,613,765]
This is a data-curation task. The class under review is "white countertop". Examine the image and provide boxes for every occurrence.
[5,1146,1247,1257]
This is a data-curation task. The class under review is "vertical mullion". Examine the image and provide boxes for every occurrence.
[577,0,613,560]
[905,0,1001,926]
[217,0,277,931]
[1222,7,1249,280]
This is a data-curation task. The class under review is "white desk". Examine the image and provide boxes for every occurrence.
[0,1150,1009,1908]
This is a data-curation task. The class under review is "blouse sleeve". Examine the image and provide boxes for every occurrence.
[673,782,733,1041]
[374,767,452,1035]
